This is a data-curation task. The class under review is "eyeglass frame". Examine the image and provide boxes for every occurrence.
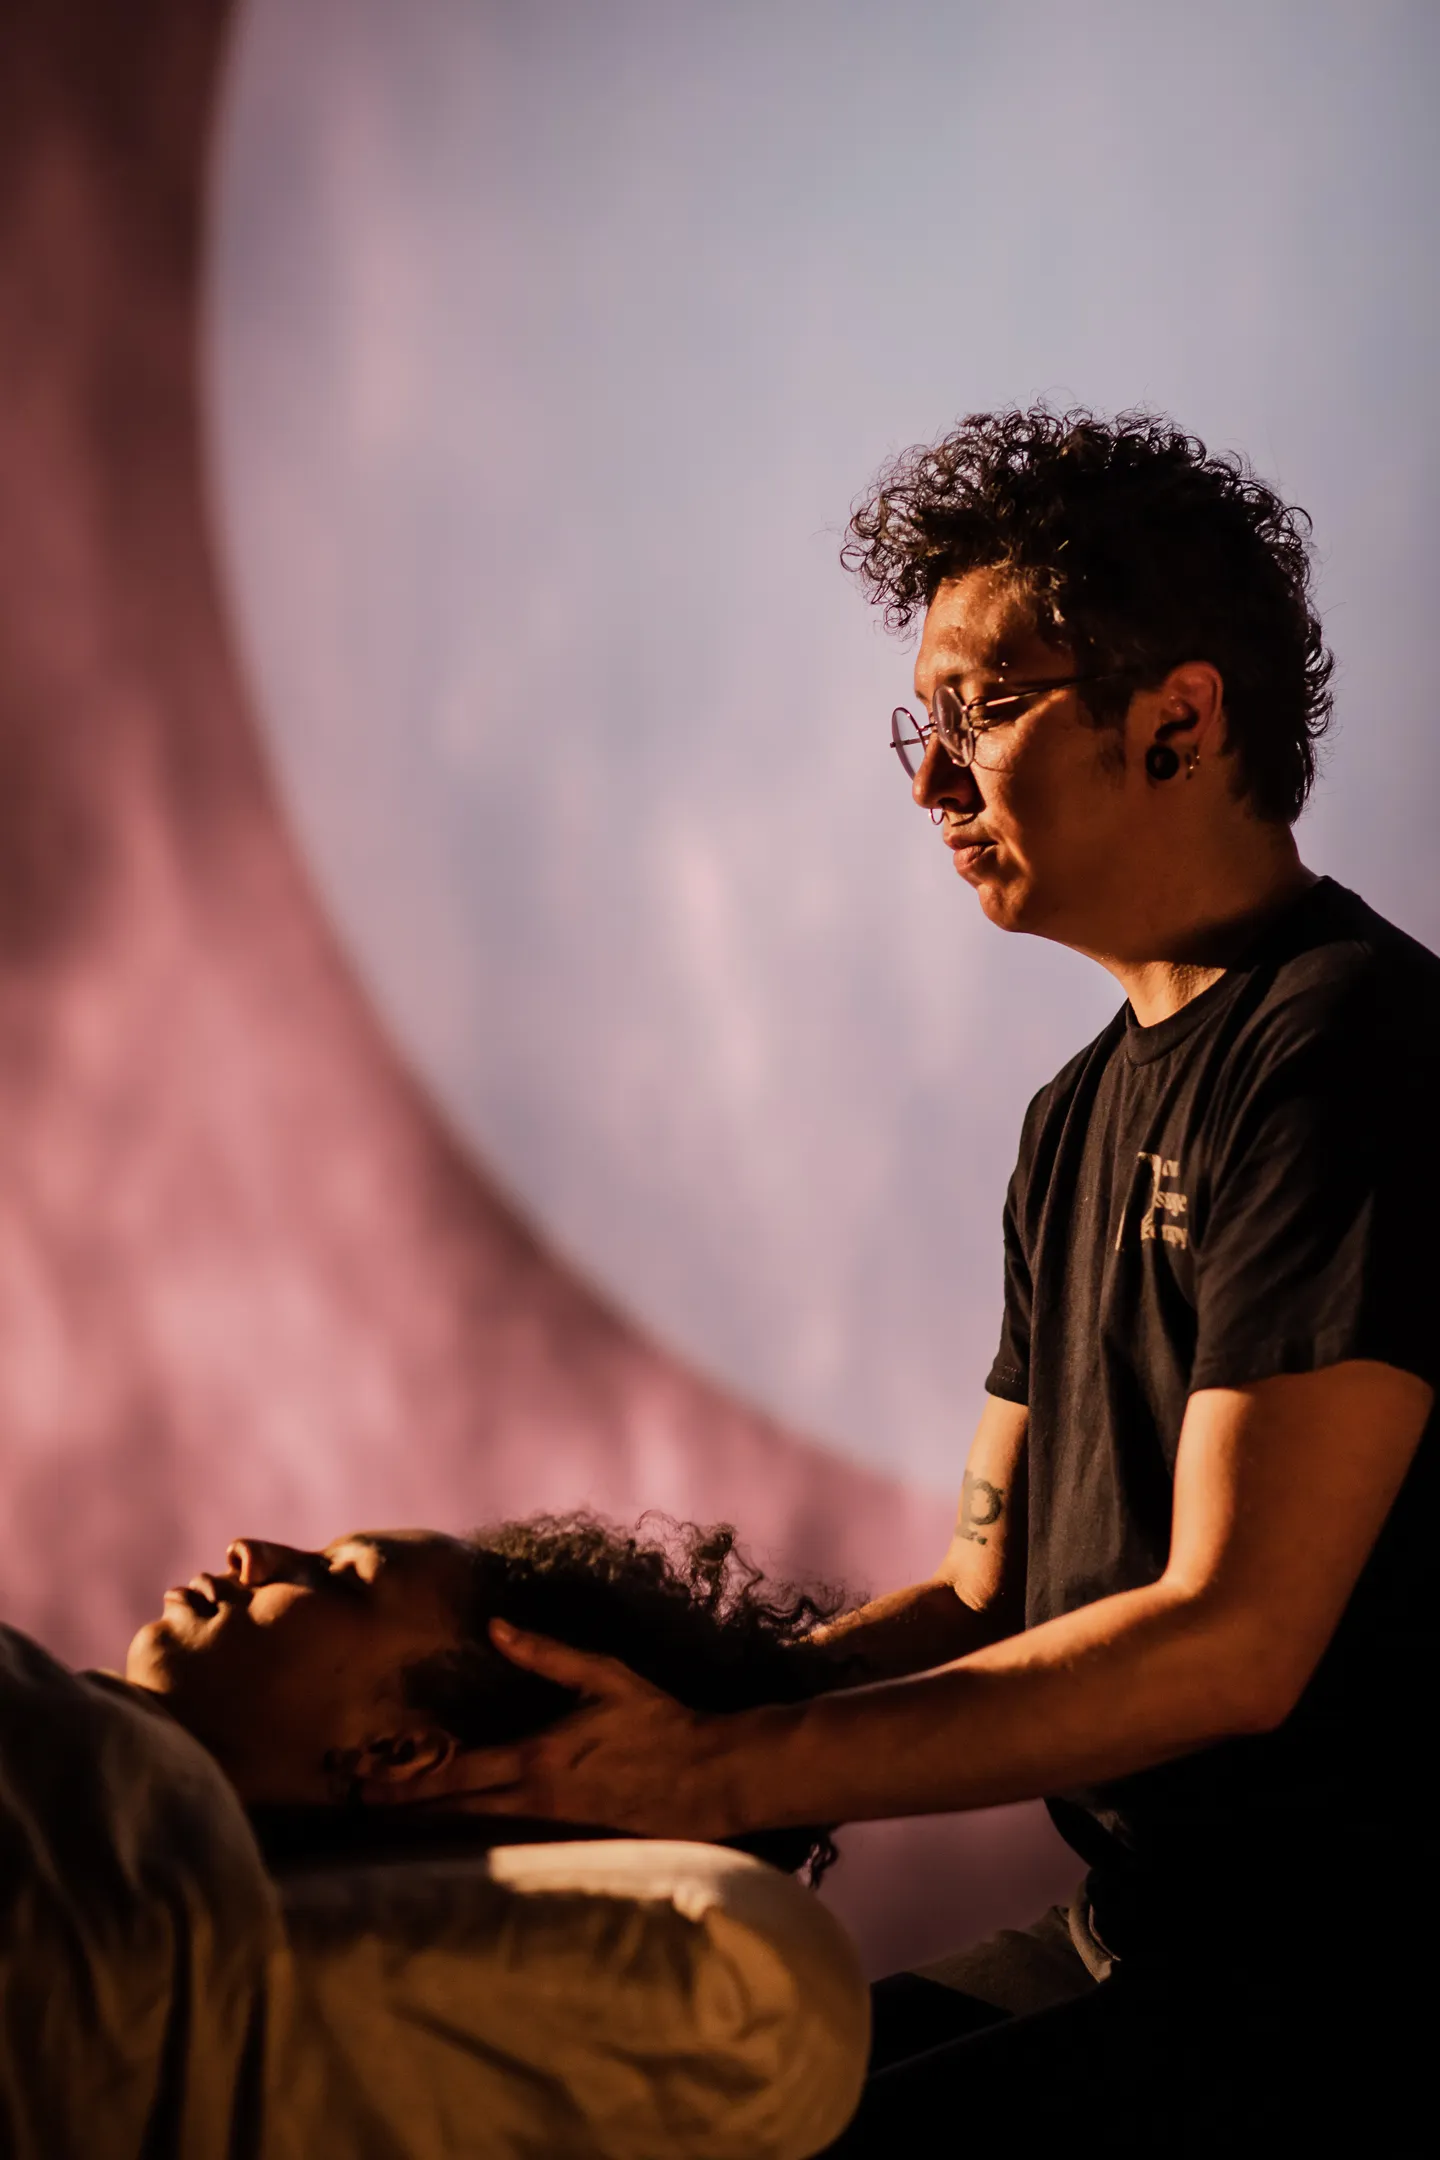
[889,670,1123,778]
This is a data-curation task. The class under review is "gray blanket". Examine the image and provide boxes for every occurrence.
[0,1626,279,2158]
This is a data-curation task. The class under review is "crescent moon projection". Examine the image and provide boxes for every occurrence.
[0,0,1077,1975]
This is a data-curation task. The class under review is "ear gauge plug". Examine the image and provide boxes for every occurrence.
[1145,743,1181,781]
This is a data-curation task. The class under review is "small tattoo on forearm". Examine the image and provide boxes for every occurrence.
[959,1472,1004,1545]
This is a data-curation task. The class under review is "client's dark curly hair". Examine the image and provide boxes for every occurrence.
[842,405,1333,823]
[401,1512,851,1884]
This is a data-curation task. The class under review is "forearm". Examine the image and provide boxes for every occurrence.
[716,1578,1271,1833]
[806,1578,1012,1684]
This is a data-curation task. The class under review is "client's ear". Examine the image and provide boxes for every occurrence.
[354,1726,459,1790]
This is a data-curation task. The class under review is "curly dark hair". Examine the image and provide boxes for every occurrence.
[400,1512,851,1884]
[842,405,1334,823]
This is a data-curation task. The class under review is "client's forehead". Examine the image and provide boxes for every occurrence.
[330,1527,466,1558]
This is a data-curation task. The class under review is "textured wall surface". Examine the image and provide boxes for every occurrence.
[210,0,1440,1503]
[0,0,1076,1976]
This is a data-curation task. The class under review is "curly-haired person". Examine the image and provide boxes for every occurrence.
[121,1513,845,1881]
[411,409,1440,2154]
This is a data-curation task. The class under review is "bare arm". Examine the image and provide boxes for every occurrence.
[806,1395,1028,1682]
[714,1359,1433,1829]
[395,1360,1432,1836]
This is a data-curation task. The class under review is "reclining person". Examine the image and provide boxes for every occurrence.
[120,1512,845,1880]
[1,1518,864,2157]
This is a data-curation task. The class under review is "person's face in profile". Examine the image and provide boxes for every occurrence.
[911,565,1137,946]
[126,1530,473,1804]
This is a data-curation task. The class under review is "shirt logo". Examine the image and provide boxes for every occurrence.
[1116,1152,1189,1252]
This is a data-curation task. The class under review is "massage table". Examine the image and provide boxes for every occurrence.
[0,1624,866,2157]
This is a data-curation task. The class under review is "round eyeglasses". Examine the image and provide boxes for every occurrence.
[889,672,1118,778]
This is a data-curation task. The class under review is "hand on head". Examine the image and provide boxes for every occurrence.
[359,1617,737,1844]
[127,1513,847,1877]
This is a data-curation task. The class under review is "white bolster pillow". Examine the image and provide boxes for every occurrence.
[269,1839,870,2160]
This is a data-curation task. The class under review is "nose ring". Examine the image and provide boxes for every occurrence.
[930,806,944,825]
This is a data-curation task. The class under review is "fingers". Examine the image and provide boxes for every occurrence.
[488,1618,646,1698]
[355,1645,692,1828]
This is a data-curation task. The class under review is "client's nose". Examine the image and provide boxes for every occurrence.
[226,1537,317,1588]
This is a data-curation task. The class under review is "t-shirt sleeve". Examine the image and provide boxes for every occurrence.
[1189,968,1440,1394]
[986,1154,1033,1405]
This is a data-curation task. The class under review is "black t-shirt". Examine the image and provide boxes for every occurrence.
[987,878,1440,1949]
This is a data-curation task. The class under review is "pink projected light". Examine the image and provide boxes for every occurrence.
[0,0,1080,1974]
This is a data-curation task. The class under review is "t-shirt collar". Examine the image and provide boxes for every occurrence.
[1123,875,1336,1067]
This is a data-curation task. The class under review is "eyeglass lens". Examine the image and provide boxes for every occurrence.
[890,692,977,778]
[932,685,973,766]
[890,707,927,777]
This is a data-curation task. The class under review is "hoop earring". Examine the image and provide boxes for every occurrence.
[1183,748,1199,780]
[1144,743,1180,782]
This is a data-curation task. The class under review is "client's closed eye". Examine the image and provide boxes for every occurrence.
[320,1538,385,1594]
[321,1556,377,1598]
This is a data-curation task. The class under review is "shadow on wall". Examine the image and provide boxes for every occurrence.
[0,0,1078,1975]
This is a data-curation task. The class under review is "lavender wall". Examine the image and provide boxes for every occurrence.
[211,0,1440,1495]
